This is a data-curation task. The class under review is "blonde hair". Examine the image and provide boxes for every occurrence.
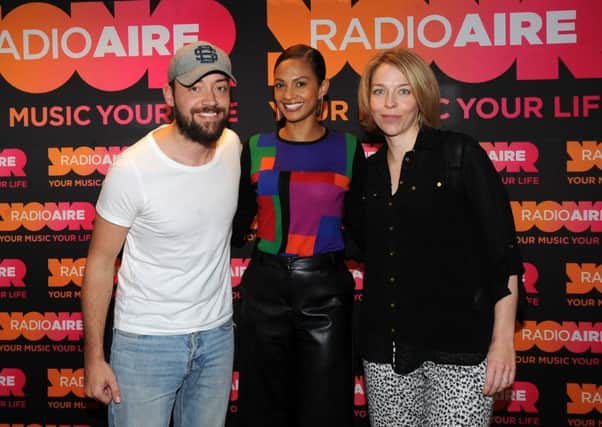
[358,48,441,132]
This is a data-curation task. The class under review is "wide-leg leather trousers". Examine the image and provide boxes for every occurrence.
[238,250,355,427]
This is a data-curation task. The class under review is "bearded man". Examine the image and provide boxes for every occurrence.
[81,41,240,427]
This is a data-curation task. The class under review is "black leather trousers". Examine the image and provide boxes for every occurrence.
[238,250,355,427]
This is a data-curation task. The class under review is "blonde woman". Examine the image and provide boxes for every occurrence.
[349,48,522,426]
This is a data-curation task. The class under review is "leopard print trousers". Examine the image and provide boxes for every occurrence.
[363,359,494,426]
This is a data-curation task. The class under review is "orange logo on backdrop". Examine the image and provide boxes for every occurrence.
[0,202,95,231]
[566,383,602,415]
[266,0,601,84]
[566,263,602,295]
[48,259,86,288]
[515,321,601,353]
[0,312,83,341]
[511,201,602,232]
[47,368,84,398]
[48,147,127,176]
[0,0,236,93]
[567,141,602,172]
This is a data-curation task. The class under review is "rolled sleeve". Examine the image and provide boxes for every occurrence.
[461,137,523,302]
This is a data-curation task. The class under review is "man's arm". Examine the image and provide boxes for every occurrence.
[81,215,129,404]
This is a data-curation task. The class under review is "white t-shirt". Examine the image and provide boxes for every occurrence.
[96,127,241,335]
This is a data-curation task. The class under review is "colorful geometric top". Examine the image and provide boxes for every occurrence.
[234,129,364,256]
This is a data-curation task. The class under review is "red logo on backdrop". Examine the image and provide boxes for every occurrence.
[566,263,602,295]
[47,368,84,398]
[354,375,366,406]
[522,262,538,294]
[511,201,602,232]
[480,142,538,172]
[48,147,127,176]
[0,149,27,177]
[230,371,239,401]
[48,259,86,288]
[0,312,83,341]
[345,260,364,291]
[0,259,26,288]
[0,0,236,93]
[515,321,601,353]
[0,368,26,397]
[0,202,95,231]
[230,258,250,288]
[494,381,539,413]
[361,143,380,158]
[567,141,602,172]
[266,0,601,83]
[567,383,602,415]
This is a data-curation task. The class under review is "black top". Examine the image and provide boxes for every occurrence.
[347,126,523,373]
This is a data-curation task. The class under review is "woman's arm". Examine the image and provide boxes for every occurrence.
[482,274,519,396]
[458,135,523,395]
[231,139,258,247]
[342,136,367,259]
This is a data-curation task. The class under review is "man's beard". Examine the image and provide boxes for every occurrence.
[173,104,228,147]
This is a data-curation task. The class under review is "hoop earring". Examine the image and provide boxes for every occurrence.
[275,107,282,122]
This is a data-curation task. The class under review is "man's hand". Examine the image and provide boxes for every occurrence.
[84,359,122,405]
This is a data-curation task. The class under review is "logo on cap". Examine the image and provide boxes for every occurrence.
[168,41,236,85]
[195,45,219,64]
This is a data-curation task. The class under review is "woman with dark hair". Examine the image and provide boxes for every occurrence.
[350,48,522,426]
[233,44,364,427]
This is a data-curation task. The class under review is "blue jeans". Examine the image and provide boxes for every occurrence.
[108,320,234,427]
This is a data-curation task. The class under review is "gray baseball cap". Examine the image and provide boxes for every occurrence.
[168,41,236,86]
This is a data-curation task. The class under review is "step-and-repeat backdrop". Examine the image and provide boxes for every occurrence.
[1,1,600,426]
